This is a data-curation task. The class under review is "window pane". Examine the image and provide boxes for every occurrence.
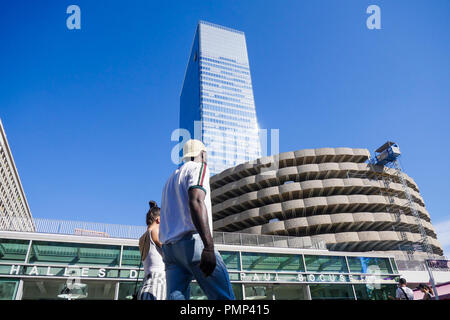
[118,282,141,300]
[309,284,355,300]
[272,284,308,300]
[244,284,273,300]
[304,255,348,273]
[0,238,29,262]
[231,283,243,300]
[354,284,397,300]
[121,246,140,267]
[29,241,120,266]
[347,257,393,274]
[390,258,398,274]
[241,252,304,272]
[219,251,240,270]
[0,279,19,300]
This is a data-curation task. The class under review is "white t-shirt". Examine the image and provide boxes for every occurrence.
[159,161,213,244]
[396,286,414,300]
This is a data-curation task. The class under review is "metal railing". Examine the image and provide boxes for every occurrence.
[0,216,327,250]
[0,216,147,239]
[395,259,428,271]
[394,255,448,272]
[33,218,147,239]
[213,231,327,250]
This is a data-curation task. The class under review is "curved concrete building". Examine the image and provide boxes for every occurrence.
[211,148,444,259]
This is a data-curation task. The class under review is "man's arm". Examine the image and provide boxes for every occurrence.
[188,187,216,276]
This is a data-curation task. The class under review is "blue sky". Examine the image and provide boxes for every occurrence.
[1,1,449,254]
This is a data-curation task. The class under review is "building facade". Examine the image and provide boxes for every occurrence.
[210,147,444,262]
[0,119,34,232]
[180,21,261,175]
[0,229,400,300]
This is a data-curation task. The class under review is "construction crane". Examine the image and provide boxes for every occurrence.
[370,141,434,259]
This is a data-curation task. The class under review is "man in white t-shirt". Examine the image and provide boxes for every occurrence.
[394,278,414,300]
[159,139,235,300]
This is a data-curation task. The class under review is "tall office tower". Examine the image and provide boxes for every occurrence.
[0,119,34,231]
[180,21,261,175]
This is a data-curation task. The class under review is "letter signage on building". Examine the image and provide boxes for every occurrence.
[238,272,352,283]
[2,264,139,279]
[0,263,398,285]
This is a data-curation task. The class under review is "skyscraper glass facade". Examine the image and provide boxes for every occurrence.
[180,21,261,175]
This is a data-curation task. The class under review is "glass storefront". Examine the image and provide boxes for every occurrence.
[0,236,399,300]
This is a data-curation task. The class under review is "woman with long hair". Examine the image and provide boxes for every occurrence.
[137,200,166,300]
[417,284,434,300]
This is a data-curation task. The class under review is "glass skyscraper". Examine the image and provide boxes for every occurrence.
[180,21,261,175]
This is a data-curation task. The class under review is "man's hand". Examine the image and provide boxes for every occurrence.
[188,187,216,277]
[200,247,216,277]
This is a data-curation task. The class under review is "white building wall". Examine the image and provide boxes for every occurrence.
[0,119,34,232]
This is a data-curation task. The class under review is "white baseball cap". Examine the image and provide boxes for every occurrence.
[182,139,207,161]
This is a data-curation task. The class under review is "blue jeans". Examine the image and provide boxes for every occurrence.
[162,233,235,300]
